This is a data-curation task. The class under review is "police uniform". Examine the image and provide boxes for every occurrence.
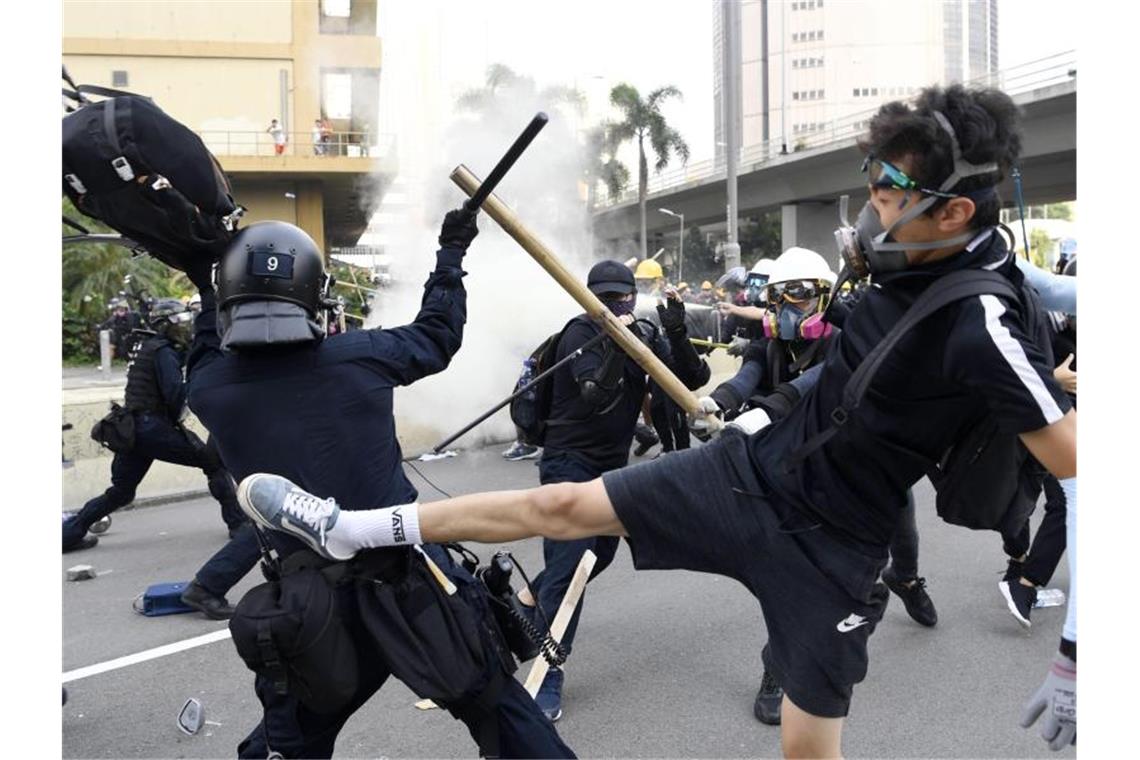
[186,230,573,758]
[63,336,243,550]
[600,229,1072,717]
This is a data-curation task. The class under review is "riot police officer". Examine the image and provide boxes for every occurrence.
[178,217,573,758]
[64,301,244,555]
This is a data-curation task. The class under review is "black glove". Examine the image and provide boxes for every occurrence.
[438,208,479,252]
[656,296,687,335]
[751,382,801,421]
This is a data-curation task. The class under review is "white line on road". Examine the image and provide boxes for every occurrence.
[63,628,232,683]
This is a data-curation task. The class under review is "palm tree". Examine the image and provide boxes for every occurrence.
[582,122,630,211]
[608,83,690,259]
[456,64,585,116]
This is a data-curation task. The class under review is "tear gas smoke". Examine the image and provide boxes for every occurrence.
[368,80,597,451]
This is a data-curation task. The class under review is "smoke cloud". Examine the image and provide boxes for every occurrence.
[369,77,597,451]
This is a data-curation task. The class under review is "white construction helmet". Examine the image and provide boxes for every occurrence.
[750,258,776,277]
[767,247,837,288]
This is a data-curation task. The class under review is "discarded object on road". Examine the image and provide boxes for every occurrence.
[133,581,196,616]
[417,450,457,462]
[177,697,205,735]
[66,565,97,582]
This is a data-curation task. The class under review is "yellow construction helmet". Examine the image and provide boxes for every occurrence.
[700,280,713,290]
[634,259,664,280]
[677,281,690,291]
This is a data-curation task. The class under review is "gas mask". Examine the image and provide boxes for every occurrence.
[744,273,769,305]
[761,297,833,341]
[834,110,1000,277]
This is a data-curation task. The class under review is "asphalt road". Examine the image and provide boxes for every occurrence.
[62,445,1072,759]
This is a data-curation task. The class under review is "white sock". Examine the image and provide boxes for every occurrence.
[325,502,421,556]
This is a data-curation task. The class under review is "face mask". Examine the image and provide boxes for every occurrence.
[607,298,635,318]
[777,303,806,340]
[834,110,1000,276]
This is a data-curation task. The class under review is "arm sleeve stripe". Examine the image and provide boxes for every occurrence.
[978,294,1065,425]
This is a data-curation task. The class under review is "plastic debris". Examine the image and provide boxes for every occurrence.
[418,450,458,462]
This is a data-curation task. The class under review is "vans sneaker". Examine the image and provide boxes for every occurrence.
[237,474,351,561]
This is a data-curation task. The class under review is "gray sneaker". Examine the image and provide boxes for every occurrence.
[237,474,351,561]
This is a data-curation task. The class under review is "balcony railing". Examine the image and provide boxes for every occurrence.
[592,50,1076,209]
[198,130,396,160]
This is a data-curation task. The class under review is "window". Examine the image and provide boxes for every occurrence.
[111,70,128,87]
[862,88,869,96]
[793,92,800,101]
[808,30,816,41]
[793,59,800,69]
[871,87,878,96]
[321,0,351,17]
[853,88,860,97]
[819,29,824,40]
[322,72,353,118]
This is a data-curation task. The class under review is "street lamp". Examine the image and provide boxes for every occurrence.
[659,208,685,282]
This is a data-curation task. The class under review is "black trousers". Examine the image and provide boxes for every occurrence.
[1021,475,1068,585]
[63,414,242,548]
[649,389,691,452]
[886,489,920,579]
[236,550,575,759]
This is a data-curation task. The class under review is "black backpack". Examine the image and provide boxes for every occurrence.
[509,316,587,446]
[788,268,1053,534]
[61,68,243,270]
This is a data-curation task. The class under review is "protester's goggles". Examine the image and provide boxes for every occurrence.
[862,155,958,199]
[765,279,825,304]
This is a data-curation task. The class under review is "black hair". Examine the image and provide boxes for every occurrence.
[859,84,1023,229]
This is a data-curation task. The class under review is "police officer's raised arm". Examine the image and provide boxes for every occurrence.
[362,210,478,386]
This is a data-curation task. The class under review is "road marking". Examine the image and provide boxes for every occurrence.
[63,628,231,683]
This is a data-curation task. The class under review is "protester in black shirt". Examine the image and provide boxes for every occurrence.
[238,85,1076,758]
[517,260,709,721]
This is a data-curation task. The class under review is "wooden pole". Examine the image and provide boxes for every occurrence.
[450,164,704,417]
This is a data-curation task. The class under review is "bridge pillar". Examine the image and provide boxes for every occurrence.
[781,201,842,269]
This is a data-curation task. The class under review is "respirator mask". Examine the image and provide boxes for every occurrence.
[744,273,769,305]
[833,110,1000,278]
[761,280,833,341]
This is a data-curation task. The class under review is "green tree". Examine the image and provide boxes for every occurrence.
[1029,228,1052,269]
[607,83,690,260]
[62,198,191,359]
[456,64,585,116]
[582,122,630,210]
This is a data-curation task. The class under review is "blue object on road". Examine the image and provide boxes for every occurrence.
[133,581,195,616]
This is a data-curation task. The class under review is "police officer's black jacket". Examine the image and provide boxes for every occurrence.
[186,249,467,542]
[124,337,186,422]
[543,316,710,471]
[749,229,1072,554]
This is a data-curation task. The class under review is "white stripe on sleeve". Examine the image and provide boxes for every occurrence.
[978,294,1065,425]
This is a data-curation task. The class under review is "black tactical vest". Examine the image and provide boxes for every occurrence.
[123,338,169,416]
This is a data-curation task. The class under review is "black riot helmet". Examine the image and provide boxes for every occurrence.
[148,298,194,348]
[215,221,333,350]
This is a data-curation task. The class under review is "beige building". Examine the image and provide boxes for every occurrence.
[715,0,998,156]
[63,0,395,250]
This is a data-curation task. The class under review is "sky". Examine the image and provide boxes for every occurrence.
[378,0,1078,170]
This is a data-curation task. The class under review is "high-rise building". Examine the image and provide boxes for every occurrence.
[63,0,396,251]
[714,0,998,158]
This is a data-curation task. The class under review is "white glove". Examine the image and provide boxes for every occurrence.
[725,407,772,435]
[689,396,725,438]
[726,336,751,357]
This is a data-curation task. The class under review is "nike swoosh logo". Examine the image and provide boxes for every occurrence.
[836,615,870,633]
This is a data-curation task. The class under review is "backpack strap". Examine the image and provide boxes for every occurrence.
[783,269,1020,473]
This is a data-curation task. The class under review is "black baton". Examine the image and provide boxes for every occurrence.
[463,112,549,213]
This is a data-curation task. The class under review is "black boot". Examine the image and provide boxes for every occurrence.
[753,669,783,725]
[180,580,236,620]
[63,535,99,553]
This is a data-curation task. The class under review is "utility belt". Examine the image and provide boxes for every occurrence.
[229,539,510,756]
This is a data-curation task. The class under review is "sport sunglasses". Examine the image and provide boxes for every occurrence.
[861,155,958,199]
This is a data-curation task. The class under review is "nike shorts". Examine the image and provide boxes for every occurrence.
[602,433,889,718]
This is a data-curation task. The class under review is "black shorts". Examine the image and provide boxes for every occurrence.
[602,433,889,718]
